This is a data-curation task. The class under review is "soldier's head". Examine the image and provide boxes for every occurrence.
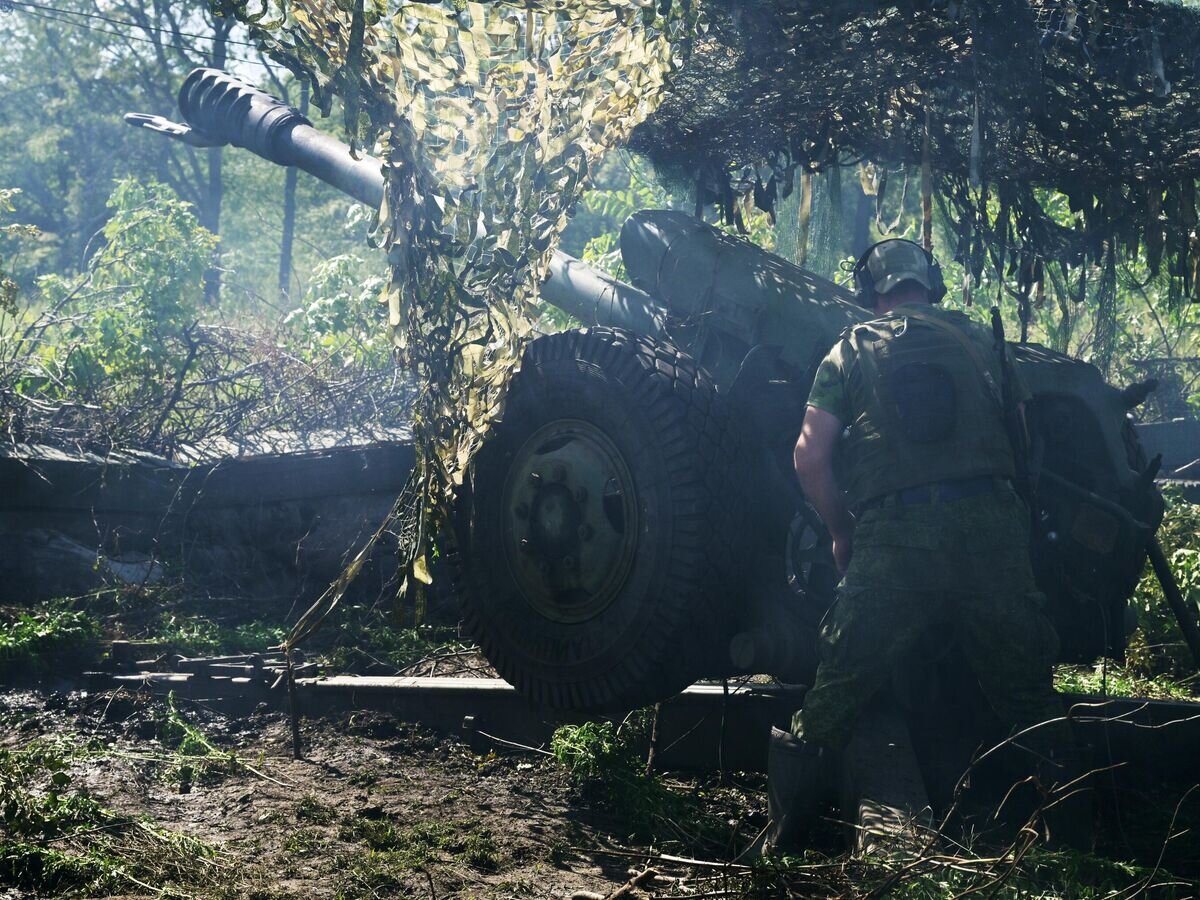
[852,239,947,313]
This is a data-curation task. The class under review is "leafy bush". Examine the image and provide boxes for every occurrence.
[285,252,389,364]
[1,179,407,455]
[37,179,216,401]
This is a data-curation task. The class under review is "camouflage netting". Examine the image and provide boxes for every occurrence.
[212,0,1200,595]
[631,0,1200,323]
[211,0,693,588]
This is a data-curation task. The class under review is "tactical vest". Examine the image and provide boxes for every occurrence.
[840,308,1016,509]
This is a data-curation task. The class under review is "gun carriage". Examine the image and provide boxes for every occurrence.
[128,68,1171,715]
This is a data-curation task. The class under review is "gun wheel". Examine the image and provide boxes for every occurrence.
[454,327,744,710]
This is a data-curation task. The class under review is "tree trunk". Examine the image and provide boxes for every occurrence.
[279,82,310,302]
[202,20,233,305]
[850,182,873,261]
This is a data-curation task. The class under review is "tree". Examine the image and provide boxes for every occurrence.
[0,0,380,313]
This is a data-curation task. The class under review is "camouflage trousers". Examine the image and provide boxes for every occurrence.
[794,483,1067,755]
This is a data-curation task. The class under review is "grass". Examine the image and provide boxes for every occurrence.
[295,795,337,825]
[0,740,232,896]
[1054,660,1195,700]
[333,814,501,899]
[337,816,498,869]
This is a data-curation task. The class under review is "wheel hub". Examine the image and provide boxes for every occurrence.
[501,420,639,624]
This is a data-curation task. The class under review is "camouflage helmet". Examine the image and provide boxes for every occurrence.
[852,239,947,307]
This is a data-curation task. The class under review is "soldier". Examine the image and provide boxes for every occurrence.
[766,239,1079,853]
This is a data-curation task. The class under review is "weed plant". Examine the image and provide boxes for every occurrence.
[157,692,237,792]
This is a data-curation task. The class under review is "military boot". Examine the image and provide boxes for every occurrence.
[762,727,826,857]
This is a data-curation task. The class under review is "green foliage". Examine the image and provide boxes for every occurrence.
[1128,489,1200,679]
[2,178,219,448]
[1054,661,1194,700]
[551,713,712,842]
[0,740,222,895]
[295,795,337,826]
[551,719,637,782]
[36,179,215,400]
[284,252,389,364]
[6,584,451,682]
[0,607,100,678]
[0,188,39,316]
[567,152,673,279]
[157,692,237,791]
[335,850,411,900]
[145,613,286,658]
[282,826,326,857]
[319,604,462,673]
[2,176,407,453]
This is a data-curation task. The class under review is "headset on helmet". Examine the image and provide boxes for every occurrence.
[851,238,947,309]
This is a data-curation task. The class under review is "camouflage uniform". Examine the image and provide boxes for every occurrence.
[795,302,1065,754]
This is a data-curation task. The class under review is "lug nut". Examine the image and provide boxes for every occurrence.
[528,472,542,488]
[519,538,532,554]
[578,524,594,541]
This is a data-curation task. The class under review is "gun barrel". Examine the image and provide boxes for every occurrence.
[179,68,385,209]
[542,253,663,335]
[169,68,664,332]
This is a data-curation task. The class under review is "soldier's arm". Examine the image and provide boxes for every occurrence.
[794,405,855,574]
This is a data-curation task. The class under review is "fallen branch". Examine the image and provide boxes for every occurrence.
[603,867,658,900]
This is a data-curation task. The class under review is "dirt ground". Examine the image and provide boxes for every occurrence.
[4,683,1199,899]
[0,687,769,900]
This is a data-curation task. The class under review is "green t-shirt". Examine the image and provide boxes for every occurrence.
[806,302,1029,424]
[804,302,1028,506]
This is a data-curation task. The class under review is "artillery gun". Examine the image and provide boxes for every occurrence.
[128,69,1178,716]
